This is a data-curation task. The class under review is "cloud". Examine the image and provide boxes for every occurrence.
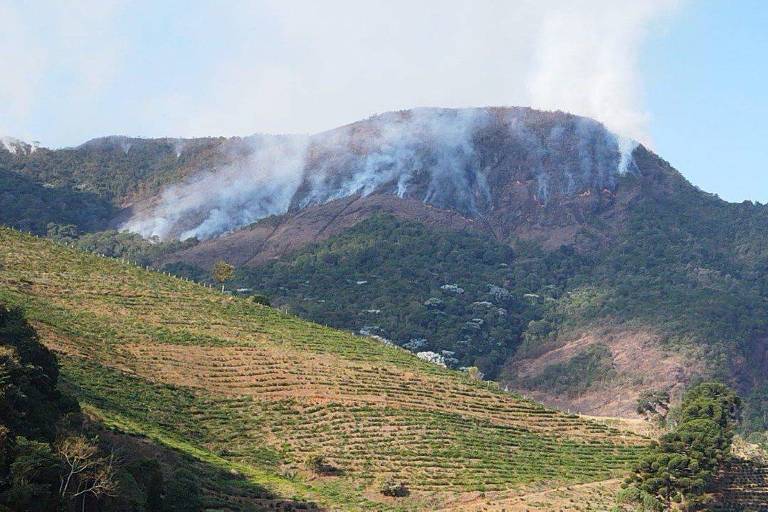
[0,2,46,137]
[0,0,681,146]
[0,0,126,141]
[168,0,679,145]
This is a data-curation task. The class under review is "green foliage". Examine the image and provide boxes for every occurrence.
[212,261,234,284]
[2,437,60,512]
[162,468,202,512]
[234,215,570,377]
[1,137,224,205]
[379,477,409,497]
[52,229,198,269]
[0,169,114,236]
[125,459,164,512]
[0,304,78,441]
[247,294,271,306]
[623,382,742,510]
[0,304,72,510]
[678,382,741,429]
[160,261,208,282]
[741,383,768,434]
[617,485,664,511]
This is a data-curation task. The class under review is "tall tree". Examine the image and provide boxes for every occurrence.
[621,382,742,511]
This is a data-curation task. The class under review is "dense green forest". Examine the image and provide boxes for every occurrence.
[0,169,115,235]
[0,136,231,236]
[46,228,199,269]
[232,215,576,377]
[0,137,225,204]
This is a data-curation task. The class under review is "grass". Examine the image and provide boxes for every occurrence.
[0,227,649,510]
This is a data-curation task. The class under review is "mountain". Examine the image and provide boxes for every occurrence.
[121,107,644,245]
[3,107,768,428]
[0,227,649,510]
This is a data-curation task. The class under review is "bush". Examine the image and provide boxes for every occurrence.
[306,454,340,475]
[379,477,409,497]
[248,294,271,306]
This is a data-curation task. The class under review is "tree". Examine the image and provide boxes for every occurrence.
[163,468,201,512]
[637,389,671,425]
[57,435,118,510]
[125,459,163,512]
[3,437,60,512]
[46,223,79,243]
[0,305,78,442]
[622,382,742,511]
[0,304,169,512]
[212,261,234,291]
[465,366,484,381]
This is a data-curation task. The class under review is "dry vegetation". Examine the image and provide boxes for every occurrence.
[0,227,649,510]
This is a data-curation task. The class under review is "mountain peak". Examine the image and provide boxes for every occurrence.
[121,106,643,241]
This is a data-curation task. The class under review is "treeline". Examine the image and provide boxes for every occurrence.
[1,137,224,204]
[0,170,114,235]
[0,304,201,511]
[46,226,199,269]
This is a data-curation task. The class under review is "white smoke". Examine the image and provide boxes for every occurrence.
[122,107,638,240]
[123,134,309,240]
[528,0,681,144]
[297,108,488,213]
[0,136,35,156]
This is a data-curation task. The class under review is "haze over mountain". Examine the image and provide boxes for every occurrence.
[120,107,638,242]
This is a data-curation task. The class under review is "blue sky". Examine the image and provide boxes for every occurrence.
[0,0,765,202]
[642,0,768,202]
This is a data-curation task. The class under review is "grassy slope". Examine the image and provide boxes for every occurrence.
[0,227,647,511]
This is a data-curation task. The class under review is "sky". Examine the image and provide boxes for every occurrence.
[0,0,765,202]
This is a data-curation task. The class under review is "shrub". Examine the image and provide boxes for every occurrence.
[379,477,409,497]
[306,454,340,475]
[248,294,271,306]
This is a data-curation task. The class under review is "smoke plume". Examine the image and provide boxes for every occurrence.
[123,108,638,240]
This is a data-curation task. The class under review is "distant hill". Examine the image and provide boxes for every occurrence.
[0,227,648,510]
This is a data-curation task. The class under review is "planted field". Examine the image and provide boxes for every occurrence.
[0,227,648,510]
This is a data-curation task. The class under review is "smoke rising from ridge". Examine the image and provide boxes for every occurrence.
[124,135,309,240]
[123,108,638,240]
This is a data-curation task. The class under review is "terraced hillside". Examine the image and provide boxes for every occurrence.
[712,459,768,511]
[0,227,648,510]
